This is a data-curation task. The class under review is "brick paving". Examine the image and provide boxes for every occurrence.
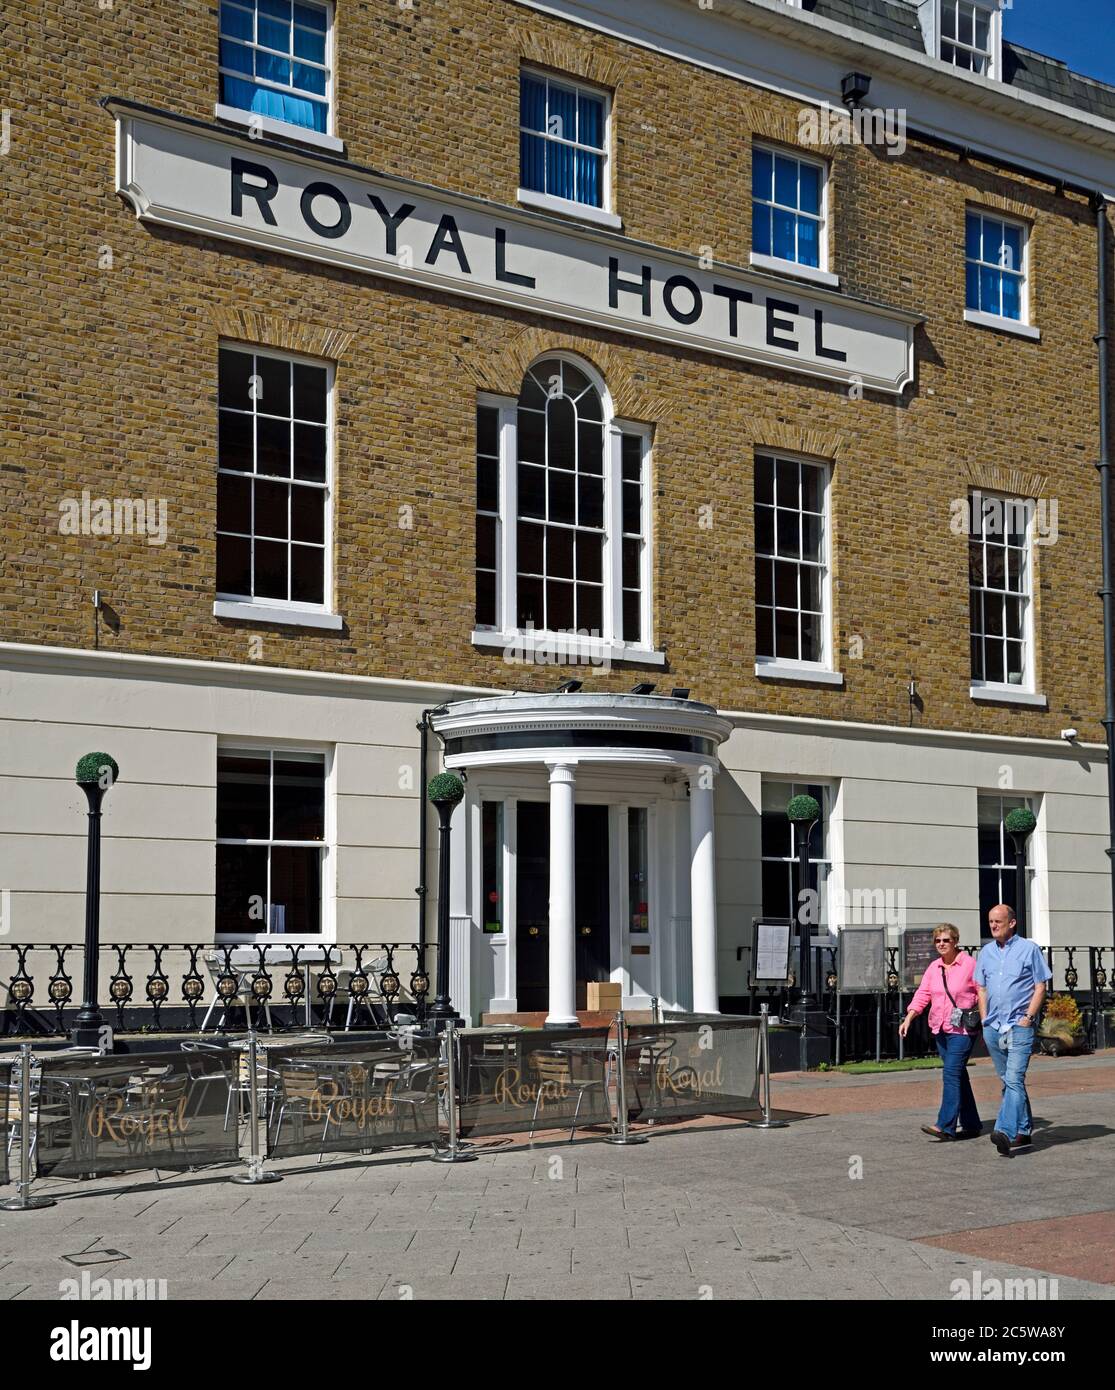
[1,1050,1111,1301]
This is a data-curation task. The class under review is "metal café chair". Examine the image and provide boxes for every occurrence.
[199,952,274,1033]
[526,1048,604,1143]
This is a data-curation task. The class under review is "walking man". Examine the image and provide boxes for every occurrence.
[975,904,1052,1156]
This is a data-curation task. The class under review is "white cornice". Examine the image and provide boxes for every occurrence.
[511,0,1115,194]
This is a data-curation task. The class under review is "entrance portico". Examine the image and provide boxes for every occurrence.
[431,692,732,1024]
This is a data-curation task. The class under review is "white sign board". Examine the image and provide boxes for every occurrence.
[752,920,792,983]
[112,104,919,395]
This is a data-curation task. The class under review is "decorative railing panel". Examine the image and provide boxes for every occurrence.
[625,1017,761,1122]
[457,1026,612,1138]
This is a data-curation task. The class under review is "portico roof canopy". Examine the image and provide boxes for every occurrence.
[430,691,733,771]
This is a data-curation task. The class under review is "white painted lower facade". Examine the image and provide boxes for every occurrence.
[0,642,1110,1023]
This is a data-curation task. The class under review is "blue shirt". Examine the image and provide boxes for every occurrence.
[974,934,1052,1029]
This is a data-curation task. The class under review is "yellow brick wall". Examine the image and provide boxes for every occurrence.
[1,0,1112,740]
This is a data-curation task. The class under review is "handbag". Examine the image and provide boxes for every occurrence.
[940,961,981,1031]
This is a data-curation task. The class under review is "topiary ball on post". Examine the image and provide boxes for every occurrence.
[1004,807,1037,839]
[75,752,120,789]
[426,772,465,806]
[786,793,821,826]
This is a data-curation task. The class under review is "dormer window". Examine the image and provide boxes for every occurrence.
[941,1,990,72]
[925,0,1002,79]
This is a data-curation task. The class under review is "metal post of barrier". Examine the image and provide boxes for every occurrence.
[1,1044,55,1210]
[432,1018,475,1163]
[606,1010,648,1145]
[750,1005,788,1130]
[835,990,842,1067]
[875,995,882,1063]
[232,1029,281,1184]
[897,991,905,1062]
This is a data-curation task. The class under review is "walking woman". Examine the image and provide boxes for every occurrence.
[898,924,982,1140]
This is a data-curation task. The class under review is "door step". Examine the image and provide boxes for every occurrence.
[481,1010,654,1028]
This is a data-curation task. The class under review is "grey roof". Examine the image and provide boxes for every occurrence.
[798,0,1115,124]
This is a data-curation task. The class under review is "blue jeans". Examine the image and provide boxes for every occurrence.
[934,1031,981,1134]
[984,1024,1035,1139]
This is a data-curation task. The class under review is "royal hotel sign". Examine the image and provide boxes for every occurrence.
[110,102,920,395]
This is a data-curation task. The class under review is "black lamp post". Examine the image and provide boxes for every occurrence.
[787,794,821,1012]
[1005,806,1037,939]
[72,752,119,1049]
[426,772,465,1030]
[786,793,830,1067]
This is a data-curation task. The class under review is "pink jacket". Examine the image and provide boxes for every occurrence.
[910,953,979,1035]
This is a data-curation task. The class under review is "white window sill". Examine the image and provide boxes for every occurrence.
[214,104,345,155]
[970,685,1048,708]
[471,628,666,667]
[516,188,622,231]
[214,599,344,631]
[756,659,844,687]
[749,252,839,289]
[963,309,1040,341]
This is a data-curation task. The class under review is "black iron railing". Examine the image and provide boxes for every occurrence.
[0,942,435,1036]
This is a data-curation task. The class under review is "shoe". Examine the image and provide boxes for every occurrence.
[1013,1133,1032,1147]
[921,1125,955,1141]
[957,1127,982,1139]
[990,1130,1012,1156]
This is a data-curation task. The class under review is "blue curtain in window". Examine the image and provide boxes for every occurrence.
[220,76,326,132]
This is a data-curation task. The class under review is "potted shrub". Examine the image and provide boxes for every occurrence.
[1038,993,1086,1057]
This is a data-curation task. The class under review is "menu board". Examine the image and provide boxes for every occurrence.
[750,919,792,984]
[837,927,887,994]
[901,927,939,992]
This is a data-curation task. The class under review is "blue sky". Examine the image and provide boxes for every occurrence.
[1004,0,1115,86]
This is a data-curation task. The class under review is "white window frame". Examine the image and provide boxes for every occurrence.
[517,66,620,230]
[471,353,661,666]
[760,779,836,934]
[963,208,1038,339]
[214,0,343,154]
[749,142,836,288]
[754,451,842,687]
[215,740,336,945]
[937,0,1002,79]
[976,792,1038,938]
[214,342,341,631]
[968,490,1040,701]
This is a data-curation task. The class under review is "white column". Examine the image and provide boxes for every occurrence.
[688,770,720,1015]
[546,762,578,1026]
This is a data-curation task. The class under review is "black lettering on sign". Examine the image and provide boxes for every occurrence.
[230,157,278,224]
[609,258,652,316]
[300,181,351,239]
[814,309,848,362]
[425,214,471,273]
[367,194,415,256]
[662,274,703,325]
[712,284,753,338]
[495,227,535,288]
[766,298,799,351]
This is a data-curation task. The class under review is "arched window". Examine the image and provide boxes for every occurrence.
[474,355,651,656]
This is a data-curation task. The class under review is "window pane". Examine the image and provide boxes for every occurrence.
[547,579,574,630]
[253,478,288,539]
[622,590,640,642]
[221,4,254,40]
[752,203,772,256]
[774,156,798,209]
[798,163,821,216]
[255,537,288,600]
[577,420,603,475]
[476,514,496,571]
[797,216,819,268]
[290,544,323,603]
[549,83,577,141]
[220,37,254,75]
[578,475,603,528]
[520,74,546,130]
[776,458,799,507]
[476,570,496,627]
[755,556,773,608]
[217,754,271,839]
[517,407,545,464]
[293,424,326,480]
[482,802,503,932]
[273,757,325,839]
[292,363,327,422]
[622,537,640,589]
[576,150,603,208]
[517,574,543,628]
[520,132,546,193]
[219,411,253,471]
[756,505,774,555]
[775,607,798,659]
[774,560,797,608]
[291,485,323,544]
[752,147,773,200]
[219,348,254,408]
[965,212,981,260]
[1001,273,1021,321]
[580,583,603,636]
[257,417,291,477]
[218,472,251,534]
[980,265,1001,316]
[576,531,603,583]
[217,533,251,596]
[477,405,499,458]
[773,208,796,261]
[800,611,822,662]
[518,520,544,575]
[477,456,498,513]
[518,463,545,518]
[546,395,576,467]
[548,469,575,525]
[755,455,774,505]
[775,508,800,558]
[255,51,291,84]
[546,140,576,200]
[578,92,604,149]
[216,844,269,934]
[965,262,980,312]
[269,846,322,934]
[294,3,327,31]
[547,525,574,580]
[293,26,326,62]
[622,481,641,535]
[755,605,773,658]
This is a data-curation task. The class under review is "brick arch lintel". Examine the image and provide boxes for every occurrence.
[455,327,668,421]
[514,27,630,90]
[966,463,1050,498]
[210,308,355,362]
[743,420,850,463]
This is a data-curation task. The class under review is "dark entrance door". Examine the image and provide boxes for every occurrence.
[515,801,611,1014]
[574,803,610,1008]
